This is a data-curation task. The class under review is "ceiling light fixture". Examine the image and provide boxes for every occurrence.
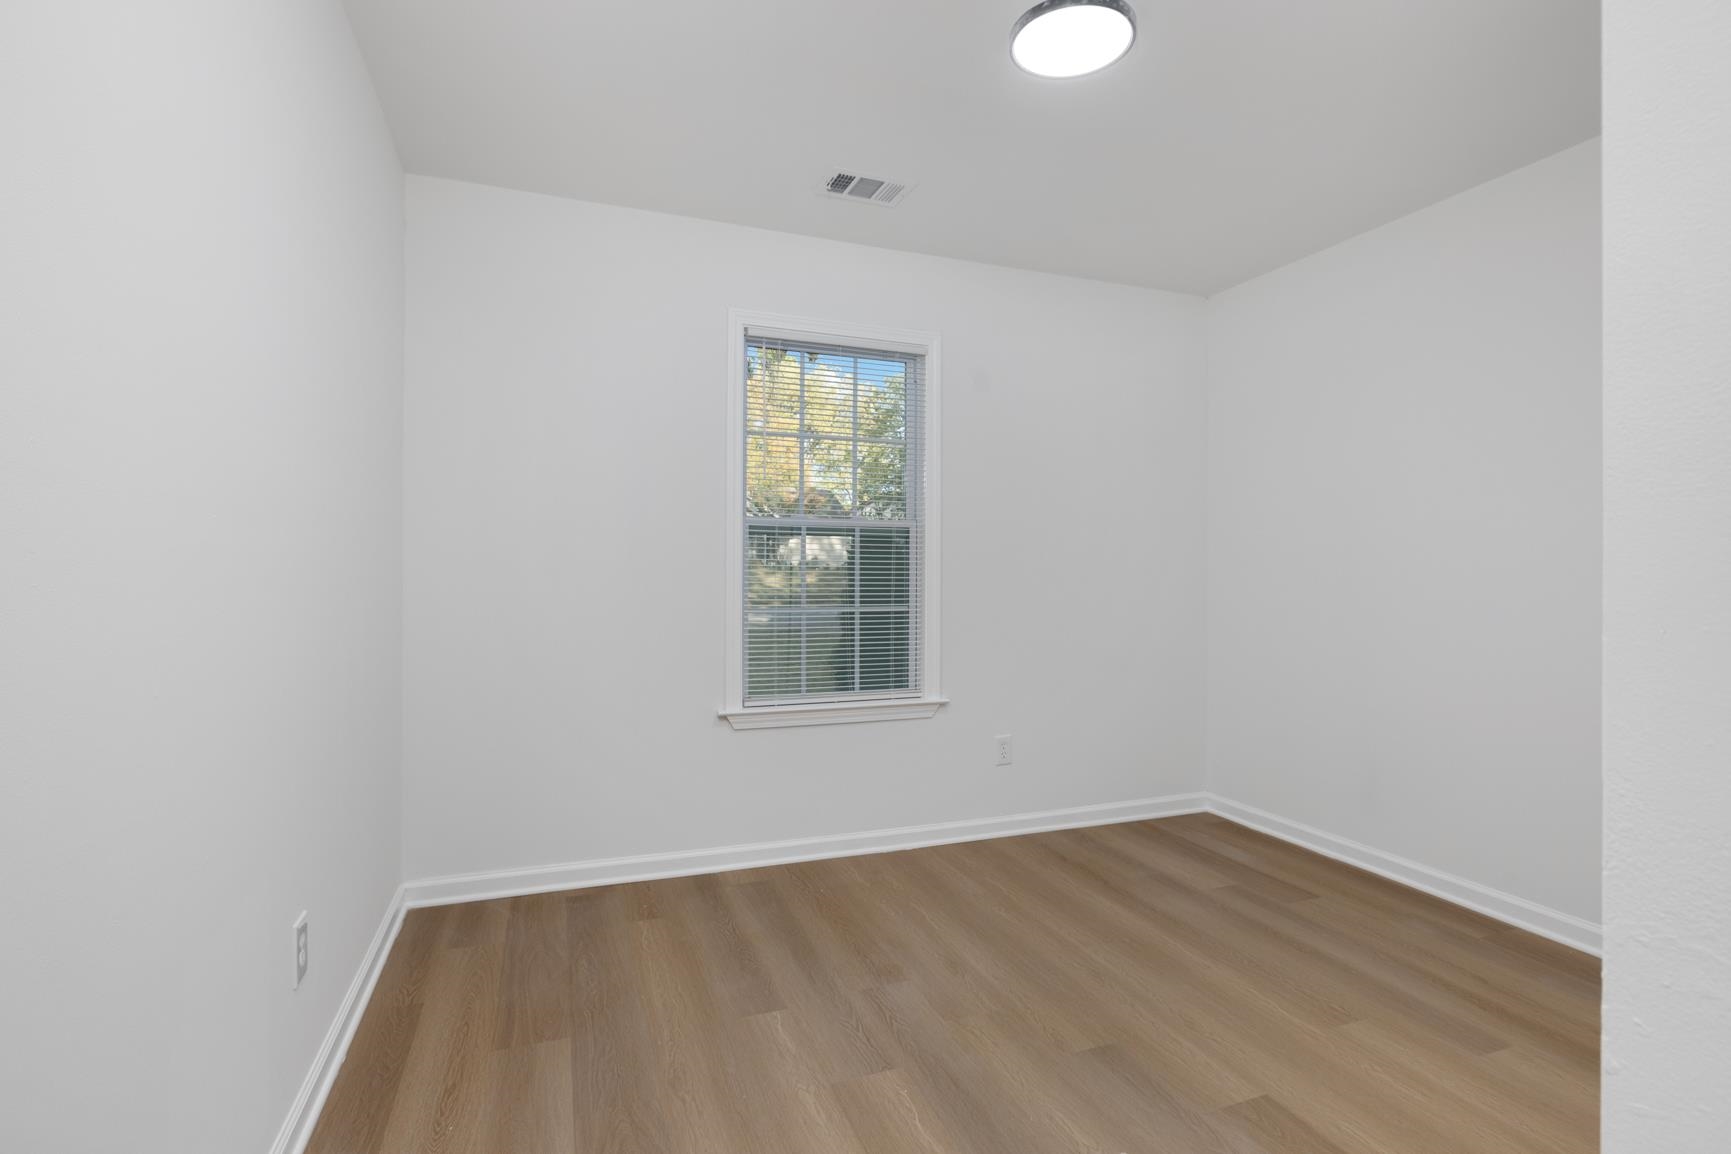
[1010,0,1137,79]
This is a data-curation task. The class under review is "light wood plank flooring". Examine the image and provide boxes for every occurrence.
[306,813,1600,1154]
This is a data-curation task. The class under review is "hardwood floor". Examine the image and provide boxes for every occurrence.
[305,814,1600,1154]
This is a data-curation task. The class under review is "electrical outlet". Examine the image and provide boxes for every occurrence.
[292,912,309,990]
[994,734,1013,767]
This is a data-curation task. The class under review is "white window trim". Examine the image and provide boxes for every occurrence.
[720,309,945,730]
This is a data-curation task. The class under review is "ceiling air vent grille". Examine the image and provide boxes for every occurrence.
[819,171,912,207]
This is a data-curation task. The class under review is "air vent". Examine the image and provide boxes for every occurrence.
[819,171,912,207]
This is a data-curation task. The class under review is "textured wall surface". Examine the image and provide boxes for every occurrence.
[1604,1,1731,1148]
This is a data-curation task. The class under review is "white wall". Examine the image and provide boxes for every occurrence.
[1604,2,1731,1147]
[402,176,1208,881]
[0,4,403,1152]
[1205,142,1602,925]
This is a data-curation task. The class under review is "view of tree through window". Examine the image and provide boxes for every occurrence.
[744,336,921,702]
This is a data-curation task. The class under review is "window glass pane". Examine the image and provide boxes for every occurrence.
[746,434,799,516]
[802,530,855,606]
[801,437,854,515]
[803,610,857,695]
[745,613,802,699]
[855,441,906,520]
[857,362,907,439]
[746,524,801,607]
[802,354,855,438]
[857,526,911,605]
[746,347,800,434]
[859,609,912,692]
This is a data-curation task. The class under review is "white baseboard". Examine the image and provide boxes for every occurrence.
[399,793,1601,955]
[1206,795,1602,956]
[402,793,1211,908]
[269,885,408,1154]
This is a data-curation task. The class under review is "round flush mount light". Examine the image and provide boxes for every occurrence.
[1010,0,1137,79]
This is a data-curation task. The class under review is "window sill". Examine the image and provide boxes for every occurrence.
[719,697,949,731]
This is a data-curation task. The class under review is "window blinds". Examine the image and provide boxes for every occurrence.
[742,332,925,705]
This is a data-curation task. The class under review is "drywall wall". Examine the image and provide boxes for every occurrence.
[0,3,403,1152]
[402,176,1207,880]
[1603,1,1731,1147]
[1206,141,1602,926]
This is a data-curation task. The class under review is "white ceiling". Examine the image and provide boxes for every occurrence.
[343,0,1600,295]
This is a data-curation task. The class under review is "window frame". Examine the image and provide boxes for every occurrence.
[720,309,945,730]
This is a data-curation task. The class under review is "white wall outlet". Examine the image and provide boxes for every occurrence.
[995,734,1013,767]
[292,911,309,990]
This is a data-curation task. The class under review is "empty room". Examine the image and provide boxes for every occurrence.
[4,1,1728,1152]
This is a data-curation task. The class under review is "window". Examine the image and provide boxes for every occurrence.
[721,312,943,729]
